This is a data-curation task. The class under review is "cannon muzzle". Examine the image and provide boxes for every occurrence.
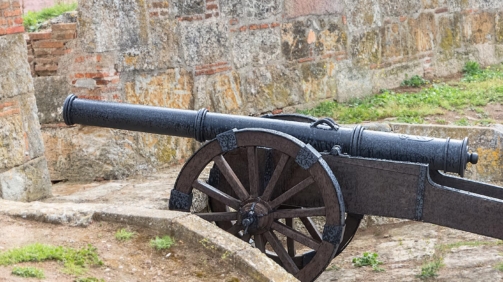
[63,94,478,176]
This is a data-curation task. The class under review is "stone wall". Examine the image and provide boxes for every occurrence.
[0,0,52,201]
[34,0,503,181]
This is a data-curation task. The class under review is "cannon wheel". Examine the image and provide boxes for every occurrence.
[261,113,363,257]
[169,129,345,282]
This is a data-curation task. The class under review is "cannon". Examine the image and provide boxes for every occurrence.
[63,94,503,281]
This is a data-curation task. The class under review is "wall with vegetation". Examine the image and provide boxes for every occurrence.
[34,0,503,181]
[0,0,51,201]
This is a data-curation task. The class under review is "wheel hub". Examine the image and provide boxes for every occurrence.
[239,199,272,235]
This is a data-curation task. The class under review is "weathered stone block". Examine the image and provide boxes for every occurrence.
[34,76,71,124]
[194,71,243,114]
[378,0,421,17]
[345,0,381,32]
[381,23,402,59]
[439,14,462,53]
[0,34,34,100]
[421,0,448,9]
[220,0,281,20]
[473,43,498,66]
[408,13,437,52]
[350,29,381,66]
[20,94,45,160]
[300,61,337,102]
[173,0,204,16]
[0,157,52,202]
[496,12,503,43]
[239,64,303,114]
[124,68,193,109]
[180,21,229,66]
[463,12,495,44]
[281,21,310,61]
[42,126,195,181]
[474,0,503,9]
[284,0,344,19]
[0,97,25,170]
[447,0,470,12]
[334,61,373,101]
[371,61,424,93]
[314,18,347,56]
[231,28,281,69]
[78,0,149,53]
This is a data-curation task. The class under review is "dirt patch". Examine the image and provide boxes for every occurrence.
[0,214,252,282]
[317,221,503,281]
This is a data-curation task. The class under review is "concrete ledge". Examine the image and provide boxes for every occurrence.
[0,199,298,282]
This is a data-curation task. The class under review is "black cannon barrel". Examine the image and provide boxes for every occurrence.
[63,95,478,176]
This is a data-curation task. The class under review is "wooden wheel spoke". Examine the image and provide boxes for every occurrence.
[196,212,238,222]
[226,224,242,236]
[248,147,260,198]
[264,231,300,275]
[273,207,326,219]
[254,234,266,253]
[262,153,289,201]
[193,180,241,210]
[286,218,295,257]
[300,217,322,243]
[213,155,249,201]
[271,222,321,250]
[269,177,315,209]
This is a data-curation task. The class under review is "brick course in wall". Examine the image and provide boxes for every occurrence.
[0,0,23,35]
[26,23,76,76]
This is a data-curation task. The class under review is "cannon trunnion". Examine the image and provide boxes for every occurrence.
[63,95,503,282]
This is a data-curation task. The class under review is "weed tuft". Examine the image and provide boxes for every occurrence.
[325,264,340,271]
[496,262,503,272]
[150,236,175,250]
[23,2,78,32]
[454,117,470,126]
[463,61,481,76]
[401,75,429,88]
[115,229,135,241]
[417,259,444,280]
[11,266,45,279]
[352,252,384,272]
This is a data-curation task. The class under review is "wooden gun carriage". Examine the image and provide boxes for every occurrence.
[63,94,503,281]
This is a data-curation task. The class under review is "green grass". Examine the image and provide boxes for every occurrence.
[417,258,444,280]
[11,266,45,279]
[23,2,78,32]
[150,236,175,250]
[0,243,102,276]
[300,62,503,125]
[115,228,136,241]
[352,252,384,272]
[496,262,503,272]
